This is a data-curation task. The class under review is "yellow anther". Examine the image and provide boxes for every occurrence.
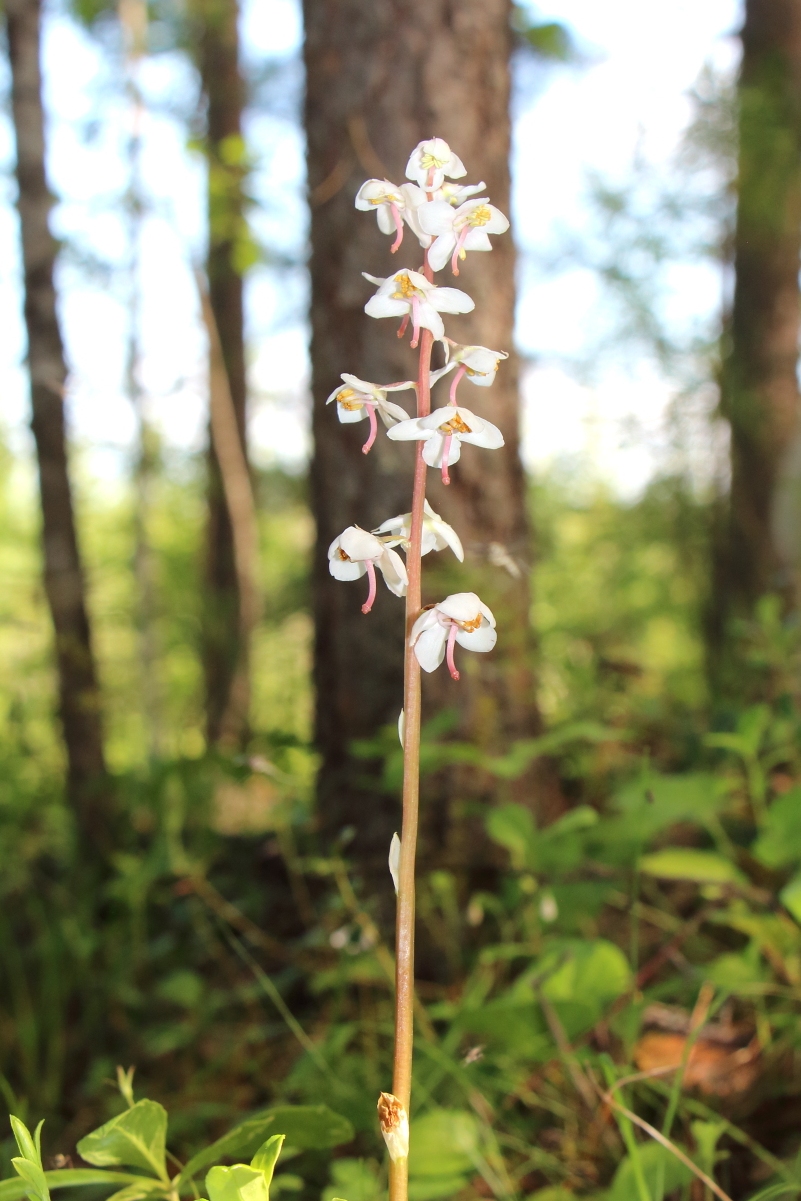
[337,547,351,561]
[468,204,492,227]
[439,413,472,435]
[420,152,447,170]
[392,274,417,300]
[457,614,482,632]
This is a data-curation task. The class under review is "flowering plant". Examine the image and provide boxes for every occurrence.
[329,136,509,1201]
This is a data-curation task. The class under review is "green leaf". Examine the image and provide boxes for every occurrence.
[206,1165,269,1201]
[610,1141,692,1201]
[753,788,801,868]
[537,939,631,1011]
[177,1106,353,1187]
[639,848,747,886]
[408,1110,479,1178]
[76,1101,168,1180]
[322,1159,382,1201]
[9,1117,49,1201]
[10,1118,41,1167]
[780,872,801,924]
[486,804,537,869]
[0,1167,162,1201]
[250,1137,285,1188]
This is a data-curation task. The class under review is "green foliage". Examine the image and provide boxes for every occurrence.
[77,1101,168,1178]
[9,1118,49,1201]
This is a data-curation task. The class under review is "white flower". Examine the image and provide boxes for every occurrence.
[363,269,473,347]
[378,1093,409,1163]
[328,526,408,613]
[418,197,510,275]
[397,183,433,248]
[437,180,487,206]
[410,593,497,680]
[355,179,410,253]
[405,137,466,190]
[431,342,509,404]
[389,833,401,894]
[326,374,414,453]
[387,405,504,484]
[374,499,464,561]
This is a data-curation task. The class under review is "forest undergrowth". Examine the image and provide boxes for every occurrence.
[2,448,801,1201]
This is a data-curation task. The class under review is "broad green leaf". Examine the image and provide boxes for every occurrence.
[76,1101,168,1180]
[609,1141,692,1200]
[322,1159,382,1201]
[486,804,536,869]
[250,1137,284,1187]
[538,940,631,1011]
[753,789,801,868]
[408,1110,479,1178]
[178,1106,353,1187]
[206,1165,269,1201]
[780,872,801,924]
[0,1171,158,1201]
[639,849,747,886]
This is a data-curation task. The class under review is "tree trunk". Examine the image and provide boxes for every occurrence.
[712,0,801,670]
[190,0,251,747]
[6,0,108,839]
[304,0,544,899]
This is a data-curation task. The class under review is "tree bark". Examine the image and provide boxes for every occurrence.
[190,0,251,747]
[712,0,801,668]
[6,0,109,838]
[304,0,544,898]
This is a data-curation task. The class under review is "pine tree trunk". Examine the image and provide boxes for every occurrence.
[191,0,251,746]
[6,0,108,838]
[712,0,801,668]
[304,0,544,896]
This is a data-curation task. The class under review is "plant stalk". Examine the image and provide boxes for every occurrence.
[389,256,434,1201]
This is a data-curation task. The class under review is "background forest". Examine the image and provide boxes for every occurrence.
[2,0,801,1199]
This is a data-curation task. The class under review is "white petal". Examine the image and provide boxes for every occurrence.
[418,200,457,236]
[339,526,385,561]
[429,363,455,387]
[455,623,497,653]
[378,548,409,596]
[387,417,430,443]
[389,833,401,894]
[365,295,409,320]
[362,272,386,287]
[413,624,448,672]
[438,592,485,622]
[397,709,405,746]
[379,400,413,426]
[430,286,475,315]
[404,269,433,293]
[426,234,456,273]
[460,419,505,450]
[376,205,395,234]
[416,301,445,341]
[462,230,492,253]
[437,520,464,562]
[375,513,405,535]
[445,151,466,179]
[410,606,441,641]
[461,347,508,373]
[329,558,365,582]
[422,433,461,468]
[337,402,366,424]
[484,205,510,233]
[383,379,417,392]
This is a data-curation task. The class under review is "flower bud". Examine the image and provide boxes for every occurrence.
[377,1092,409,1162]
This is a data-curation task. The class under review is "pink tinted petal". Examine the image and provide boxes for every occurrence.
[446,622,460,680]
[441,433,453,484]
[362,405,378,453]
[389,203,404,253]
[449,365,466,406]
[362,560,377,614]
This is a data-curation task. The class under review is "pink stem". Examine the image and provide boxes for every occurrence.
[362,405,378,454]
[445,622,460,680]
[410,296,421,349]
[361,560,377,614]
[389,203,404,253]
[397,314,410,339]
[449,365,466,406]
[440,434,453,485]
[450,226,470,276]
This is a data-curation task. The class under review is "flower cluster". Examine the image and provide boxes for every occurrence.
[328,137,508,669]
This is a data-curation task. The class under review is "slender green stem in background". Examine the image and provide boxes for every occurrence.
[389,254,434,1201]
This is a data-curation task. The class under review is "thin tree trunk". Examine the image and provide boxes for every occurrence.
[6,0,108,839]
[712,0,801,672]
[304,0,545,900]
[190,0,251,747]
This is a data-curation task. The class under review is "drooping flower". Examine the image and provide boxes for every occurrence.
[410,593,497,680]
[374,499,464,561]
[405,137,466,191]
[387,405,504,484]
[418,197,510,275]
[355,179,407,252]
[431,342,509,404]
[328,527,408,613]
[326,374,415,453]
[363,270,473,347]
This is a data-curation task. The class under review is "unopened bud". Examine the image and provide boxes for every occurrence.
[377,1092,409,1162]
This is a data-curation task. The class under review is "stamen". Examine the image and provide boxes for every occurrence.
[397,314,410,339]
[446,621,460,680]
[441,433,453,485]
[361,560,377,614]
[389,203,404,254]
[449,365,466,406]
[362,405,378,454]
[410,295,421,349]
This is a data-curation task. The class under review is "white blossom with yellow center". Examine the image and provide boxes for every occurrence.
[374,498,464,561]
[419,196,510,275]
[387,404,504,484]
[328,526,408,614]
[405,137,466,190]
[410,592,497,679]
[363,269,473,346]
[430,341,509,404]
[325,373,415,453]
